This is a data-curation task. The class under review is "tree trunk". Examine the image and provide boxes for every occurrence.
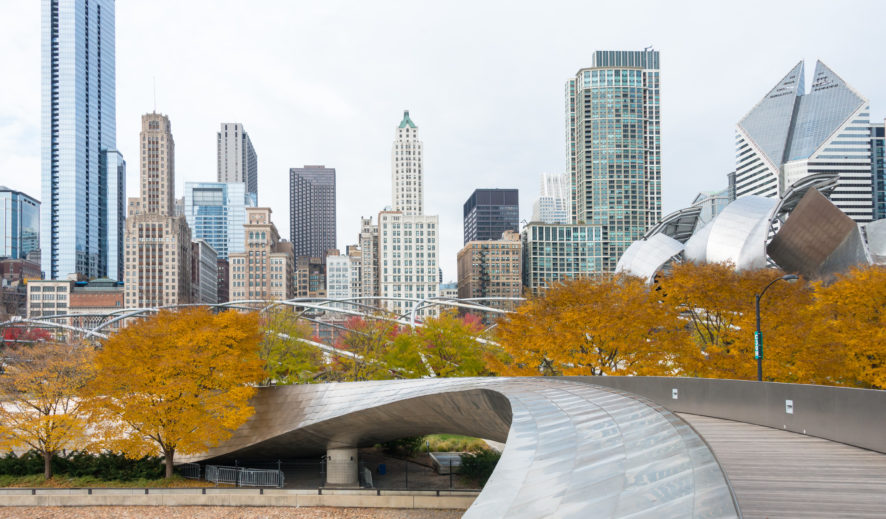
[165,447,175,478]
[43,450,52,480]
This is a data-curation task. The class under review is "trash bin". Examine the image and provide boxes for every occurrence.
[377,463,386,475]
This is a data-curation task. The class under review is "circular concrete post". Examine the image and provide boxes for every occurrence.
[325,447,359,486]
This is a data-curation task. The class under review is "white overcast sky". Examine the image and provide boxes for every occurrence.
[1,0,885,279]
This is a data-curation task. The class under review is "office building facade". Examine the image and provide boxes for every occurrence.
[295,256,326,298]
[735,60,873,222]
[183,181,250,260]
[228,207,293,301]
[456,230,522,311]
[124,113,192,308]
[326,254,353,301]
[358,216,379,300]
[0,187,40,261]
[290,165,336,260]
[532,172,569,224]
[41,0,124,280]
[872,121,885,220]
[378,211,439,317]
[522,223,603,294]
[567,50,661,272]
[217,123,257,203]
[463,188,519,244]
[191,239,218,305]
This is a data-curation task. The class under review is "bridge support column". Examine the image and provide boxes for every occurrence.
[325,447,358,487]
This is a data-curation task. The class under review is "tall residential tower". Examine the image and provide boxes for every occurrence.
[41,0,125,280]
[566,50,661,272]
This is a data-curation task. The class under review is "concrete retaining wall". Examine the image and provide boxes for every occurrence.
[573,376,886,453]
[0,488,477,509]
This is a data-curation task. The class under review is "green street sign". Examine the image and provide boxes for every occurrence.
[754,331,763,360]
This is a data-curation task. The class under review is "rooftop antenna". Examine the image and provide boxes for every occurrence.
[644,45,654,52]
[153,76,157,113]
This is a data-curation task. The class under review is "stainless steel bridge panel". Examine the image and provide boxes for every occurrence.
[185,378,739,518]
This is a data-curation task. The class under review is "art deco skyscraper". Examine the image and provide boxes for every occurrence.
[41,0,125,280]
[735,61,873,222]
[124,113,192,308]
[217,123,258,203]
[379,111,439,316]
[392,111,423,215]
[289,165,336,259]
[566,50,661,272]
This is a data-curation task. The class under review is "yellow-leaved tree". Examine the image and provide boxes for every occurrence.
[812,265,886,388]
[492,275,685,376]
[85,307,266,477]
[0,341,93,479]
[662,262,829,382]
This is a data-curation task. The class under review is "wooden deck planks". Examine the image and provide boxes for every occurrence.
[679,413,886,519]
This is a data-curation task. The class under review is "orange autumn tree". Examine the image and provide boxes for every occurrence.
[812,265,886,388]
[661,262,829,382]
[0,342,93,479]
[85,307,266,478]
[493,275,684,376]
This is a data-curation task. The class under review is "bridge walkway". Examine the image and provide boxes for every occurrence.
[680,413,886,518]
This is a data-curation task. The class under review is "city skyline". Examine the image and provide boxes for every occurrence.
[3,1,886,278]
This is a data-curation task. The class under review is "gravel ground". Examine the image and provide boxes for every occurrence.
[0,507,464,519]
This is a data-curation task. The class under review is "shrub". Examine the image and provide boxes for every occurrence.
[379,436,423,457]
[459,450,500,486]
[0,450,164,481]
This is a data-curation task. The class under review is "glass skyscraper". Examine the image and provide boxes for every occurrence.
[41,0,122,280]
[566,50,661,272]
[0,187,40,260]
[289,165,337,259]
[735,61,873,222]
[463,188,519,244]
[871,121,885,220]
[183,182,251,260]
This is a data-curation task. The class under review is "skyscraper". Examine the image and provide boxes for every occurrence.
[531,172,569,224]
[0,187,40,261]
[183,182,250,260]
[463,189,519,244]
[392,111,423,215]
[289,165,336,259]
[567,50,661,272]
[124,113,192,308]
[41,0,124,280]
[217,123,258,203]
[872,120,885,220]
[379,111,439,317]
[735,61,873,222]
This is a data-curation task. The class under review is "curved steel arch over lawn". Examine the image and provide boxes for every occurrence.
[187,377,739,518]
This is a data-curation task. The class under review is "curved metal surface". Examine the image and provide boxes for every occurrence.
[186,378,739,518]
[616,233,684,282]
[644,206,703,243]
[701,196,776,270]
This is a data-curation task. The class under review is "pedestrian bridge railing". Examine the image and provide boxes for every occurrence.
[578,376,886,454]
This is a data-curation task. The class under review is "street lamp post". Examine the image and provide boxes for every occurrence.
[754,274,799,381]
